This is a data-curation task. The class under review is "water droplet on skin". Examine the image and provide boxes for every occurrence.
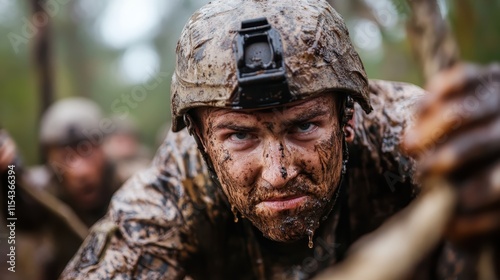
[231,205,239,223]
[307,229,314,249]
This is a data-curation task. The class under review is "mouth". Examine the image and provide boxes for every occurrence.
[77,183,99,200]
[257,195,308,211]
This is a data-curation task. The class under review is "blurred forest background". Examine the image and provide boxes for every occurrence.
[0,0,499,165]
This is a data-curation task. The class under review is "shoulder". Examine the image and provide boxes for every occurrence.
[111,128,222,262]
[346,80,426,239]
[368,79,426,103]
[361,79,426,143]
[352,79,426,175]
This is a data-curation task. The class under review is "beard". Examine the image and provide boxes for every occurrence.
[227,173,340,242]
[248,198,330,242]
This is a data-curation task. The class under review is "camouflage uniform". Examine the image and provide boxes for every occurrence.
[61,80,430,279]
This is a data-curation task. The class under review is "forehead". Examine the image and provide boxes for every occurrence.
[195,94,339,125]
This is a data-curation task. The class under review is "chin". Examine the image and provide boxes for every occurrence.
[250,212,320,243]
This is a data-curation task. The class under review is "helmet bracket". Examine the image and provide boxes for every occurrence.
[230,17,293,109]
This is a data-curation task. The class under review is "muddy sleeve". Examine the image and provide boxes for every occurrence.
[346,79,427,239]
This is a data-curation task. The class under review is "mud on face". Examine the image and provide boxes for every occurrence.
[195,94,345,242]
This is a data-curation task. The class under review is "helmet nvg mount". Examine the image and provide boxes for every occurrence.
[231,17,291,109]
[171,0,372,132]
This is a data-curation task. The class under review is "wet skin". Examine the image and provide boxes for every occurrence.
[195,94,346,242]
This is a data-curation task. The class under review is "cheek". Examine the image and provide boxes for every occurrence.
[90,151,106,175]
[205,141,258,206]
[318,133,343,185]
[214,159,256,213]
[215,151,257,194]
[298,131,343,188]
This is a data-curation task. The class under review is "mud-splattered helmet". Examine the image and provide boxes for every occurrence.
[171,0,372,132]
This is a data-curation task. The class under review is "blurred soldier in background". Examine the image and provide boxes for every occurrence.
[38,98,119,222]
[0,97,123,279]
[103,115,151,182]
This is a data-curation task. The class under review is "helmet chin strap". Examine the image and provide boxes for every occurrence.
[318,95,353,224]
[184,114,228,201]
[183,95,354,220]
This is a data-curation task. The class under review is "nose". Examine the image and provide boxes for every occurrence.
[260,141,297,188]
[67,156,94,182]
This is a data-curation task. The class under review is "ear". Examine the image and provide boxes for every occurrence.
[343,109,355,143]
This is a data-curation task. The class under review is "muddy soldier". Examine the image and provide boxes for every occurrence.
[61,0,500,279]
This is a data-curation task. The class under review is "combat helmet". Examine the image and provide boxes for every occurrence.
[40,97,103,147]
[171,0,372,132]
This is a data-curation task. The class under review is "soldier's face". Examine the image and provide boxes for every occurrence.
[47,144,107,211]
[197,94,345,242]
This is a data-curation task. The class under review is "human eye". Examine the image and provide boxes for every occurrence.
[288,121,321,142]
[229,132,252,141]
[294,122,316,133]
[224,129,258,151]
[291,122,318,135]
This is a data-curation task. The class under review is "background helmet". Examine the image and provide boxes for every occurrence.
[171,0,373,132]
[40,97,103,146]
